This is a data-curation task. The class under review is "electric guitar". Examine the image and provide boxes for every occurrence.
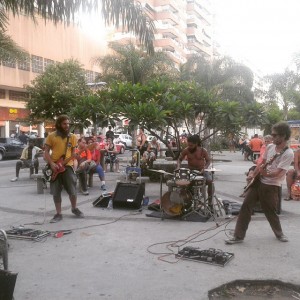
[43,150,84,182]
[243,146,288,193]
[43,156,73,182]
[243,165,265,193]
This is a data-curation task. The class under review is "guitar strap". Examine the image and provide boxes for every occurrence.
[265,146,289,168]
[63,135,70,160]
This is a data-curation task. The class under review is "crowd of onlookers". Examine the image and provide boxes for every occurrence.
[10,131,123,194]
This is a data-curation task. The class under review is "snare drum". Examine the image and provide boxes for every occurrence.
[174,168,190,187]
[161,190,192,216]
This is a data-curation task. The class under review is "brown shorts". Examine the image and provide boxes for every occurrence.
[50,166,77,202]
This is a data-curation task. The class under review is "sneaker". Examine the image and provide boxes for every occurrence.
[100,184,106,191]
[50,214,63,223]
[82,190,89,195]
[225,237,244,245]
[72,208,84,218]
[277,235,288,242]
[10,177,18,182]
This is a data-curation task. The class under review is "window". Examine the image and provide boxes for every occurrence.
[0,89,5,99]
[2,58,16,68]
[31,55,43,73]
[44,58,54,70]
[18,57,30,71]
[9,90,29,101]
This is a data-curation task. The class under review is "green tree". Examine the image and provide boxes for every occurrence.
[179,55,255,104]
[26,59,89,122]
[262,102,283,134]
[242,102,268,131]
[264,70,300,120]
[92,42,176,84]
[70,91,121,132]
[0,0,155,53]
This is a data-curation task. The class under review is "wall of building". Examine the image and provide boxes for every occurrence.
[0,13,107,137]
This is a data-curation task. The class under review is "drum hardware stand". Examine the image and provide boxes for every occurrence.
[148,169,173,220]
[181,183,210,220]
[209,154,224,218]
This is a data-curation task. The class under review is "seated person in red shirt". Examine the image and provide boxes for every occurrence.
[75,137,91,195]
[87,137,106,191]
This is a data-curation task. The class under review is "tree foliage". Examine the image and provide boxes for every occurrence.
[179,55,255,104]
[0,0,155,54]
[92,42,176,84]
[26,59,89,122]
[264,70,300,120]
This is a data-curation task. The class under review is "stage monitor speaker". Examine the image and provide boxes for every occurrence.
[93,194,112,208]
[113,182,145,209]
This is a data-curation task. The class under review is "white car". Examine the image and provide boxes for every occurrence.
[114,134,132,148]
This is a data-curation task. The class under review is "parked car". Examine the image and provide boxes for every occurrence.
[114,134,132,148]
[95,135,125,154]
[0,138,26,161]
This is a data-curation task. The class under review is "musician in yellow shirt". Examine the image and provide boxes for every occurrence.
[44,115,84,223]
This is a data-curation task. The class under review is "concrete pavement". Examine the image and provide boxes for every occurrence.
[1,151,300,300]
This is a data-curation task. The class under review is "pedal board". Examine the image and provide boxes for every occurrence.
[175,247,234,267]
[5,227,51,241]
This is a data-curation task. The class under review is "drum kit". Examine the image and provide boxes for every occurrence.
[149,166,223,220]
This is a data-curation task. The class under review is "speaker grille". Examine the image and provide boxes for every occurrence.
[113,182,145,209]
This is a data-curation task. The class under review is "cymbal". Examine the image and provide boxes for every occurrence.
[148,169,174,176]
[204,168,222,172]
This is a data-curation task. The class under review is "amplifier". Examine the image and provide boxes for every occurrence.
[113,182,145,209]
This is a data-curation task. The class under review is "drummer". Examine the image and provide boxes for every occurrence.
[177,134,213,202]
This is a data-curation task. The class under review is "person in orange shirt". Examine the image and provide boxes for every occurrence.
[75,137,92,195]
[249,134,263,160]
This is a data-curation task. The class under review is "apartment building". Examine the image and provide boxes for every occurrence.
[0,13,107,137]
[109,0,214,67]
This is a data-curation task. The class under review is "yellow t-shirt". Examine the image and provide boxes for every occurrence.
[45,131,77,166]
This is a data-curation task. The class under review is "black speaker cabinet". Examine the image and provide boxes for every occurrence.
[113,182,145,209]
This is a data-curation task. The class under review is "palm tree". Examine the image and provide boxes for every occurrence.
[0,30,28,61]
[92,42,176,84]
[0,0,155,57]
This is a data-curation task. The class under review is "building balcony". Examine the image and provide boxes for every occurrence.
[164,50,186,65]
[154,0,179,12]
[158,26,180,39]
[155,37,186,56]
[156,11,179,25]
[187,2,211,26]
[187,39,211,58]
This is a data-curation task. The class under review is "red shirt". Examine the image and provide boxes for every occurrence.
[75,148,92,161]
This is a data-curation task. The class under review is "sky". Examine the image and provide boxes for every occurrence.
[80,1,300,76]
[212,0,300,75]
